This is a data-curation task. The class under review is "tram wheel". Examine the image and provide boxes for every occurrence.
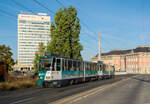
[57,83,62,88]
[70,80,74,85]
[42,82,46,88]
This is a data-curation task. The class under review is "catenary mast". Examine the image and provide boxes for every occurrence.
[98,32,101,61]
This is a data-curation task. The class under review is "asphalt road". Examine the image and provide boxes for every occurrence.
[0,74,134,104]
[65,74,150,104]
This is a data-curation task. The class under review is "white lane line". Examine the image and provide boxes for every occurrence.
[69,87,106,104]
[70,97,83,103]
[51,75,139,104]
[9,97,35,104]
[69,76,140,104]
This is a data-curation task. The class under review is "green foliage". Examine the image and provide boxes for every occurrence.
[33,43,45,72]
[47,6,83,60]
[15,60,18,64]
[38,42,45,56]
[0,45,14,70]
[33,53,39,73]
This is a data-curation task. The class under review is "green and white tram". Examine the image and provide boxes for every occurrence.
[37,53,115,87]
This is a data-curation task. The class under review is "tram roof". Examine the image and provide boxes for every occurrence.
[40,53,100,64]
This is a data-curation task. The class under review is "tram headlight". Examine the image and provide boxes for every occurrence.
[39,76,43,79]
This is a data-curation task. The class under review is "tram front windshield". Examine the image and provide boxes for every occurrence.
[40,58,52,71]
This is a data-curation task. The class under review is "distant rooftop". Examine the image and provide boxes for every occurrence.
[95,46,150,57]
[136,45,150,48]
[19,12,49,16]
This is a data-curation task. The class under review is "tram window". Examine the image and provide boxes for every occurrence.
[81,62,83,70]
[68,60,72,71]
[99,65,101,70]
[103,65,106,70]
[80,62,82,70]
[102,65,104,69]
[92,64,94,70]
[89,63,92,70]
[88,63,90,70]
[83,62,85,70]
[76,61,78,70]
[96,65,98,70]
[80,62,83,70]
[90,63,92,70]
[91,63,94,70]
[93,64,95,70]
[89,64,91,70]
[73,61,76,71]
[44,63,51,70]
[84,63,86,70]
[85,63,88,70]
[64,60,68,71]
[56,59,61,71]
[62,59,64,71]
[95,64,97,70]
[100,65,102,70]
[87,63,88,70]
[90,64,92,70]
[52,58,56,71]
[95,65,97,70]
[78,61,80,70]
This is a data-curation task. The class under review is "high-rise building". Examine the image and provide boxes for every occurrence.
[17,13,50,71]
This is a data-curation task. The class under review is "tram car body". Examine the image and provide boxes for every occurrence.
[37,53,115,87]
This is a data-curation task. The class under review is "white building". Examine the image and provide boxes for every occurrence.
[17,13,50,71]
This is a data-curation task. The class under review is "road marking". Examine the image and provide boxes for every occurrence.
[9,97,35,104]
[68,87,107,104]
[50,75,139,104]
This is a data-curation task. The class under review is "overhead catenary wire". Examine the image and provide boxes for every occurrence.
[33,0,100,44]
[55,0,98,40]
[11,0,98,54]
[32,0,55,14]
[56,0,129,50]
[31,0,100,53]
[7,0,108,54]
[55,0,65,8]
[33,0,99,44]
[55,0,115,50]
[11,0,34,13]
[0,9,17,19]
[11,0,113,51]
[0,0,100,59]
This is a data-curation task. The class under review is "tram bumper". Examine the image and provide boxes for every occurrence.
[43,80,62,87]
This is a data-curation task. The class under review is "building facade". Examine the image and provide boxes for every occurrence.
[17,13,50,71]
[92,46,150,74]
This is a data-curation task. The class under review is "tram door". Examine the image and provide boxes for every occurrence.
[56,58,61,71]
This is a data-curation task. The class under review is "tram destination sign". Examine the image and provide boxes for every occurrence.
[40,58,51,63]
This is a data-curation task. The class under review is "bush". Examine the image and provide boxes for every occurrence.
[0,80,37,91]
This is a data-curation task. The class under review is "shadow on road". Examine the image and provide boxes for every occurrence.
[132,75,150,84]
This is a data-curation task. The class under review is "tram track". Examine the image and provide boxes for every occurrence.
[0,74,135,104]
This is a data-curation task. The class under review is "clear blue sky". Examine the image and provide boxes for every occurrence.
[0,0,150,61]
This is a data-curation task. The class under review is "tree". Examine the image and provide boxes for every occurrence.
[0,45,14,70]
[47,6,83,60]
[33,52,39,73]
[33,43,45,72]
[15,59,18,64]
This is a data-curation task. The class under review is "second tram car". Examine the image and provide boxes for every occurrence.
[37,53,115,87]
